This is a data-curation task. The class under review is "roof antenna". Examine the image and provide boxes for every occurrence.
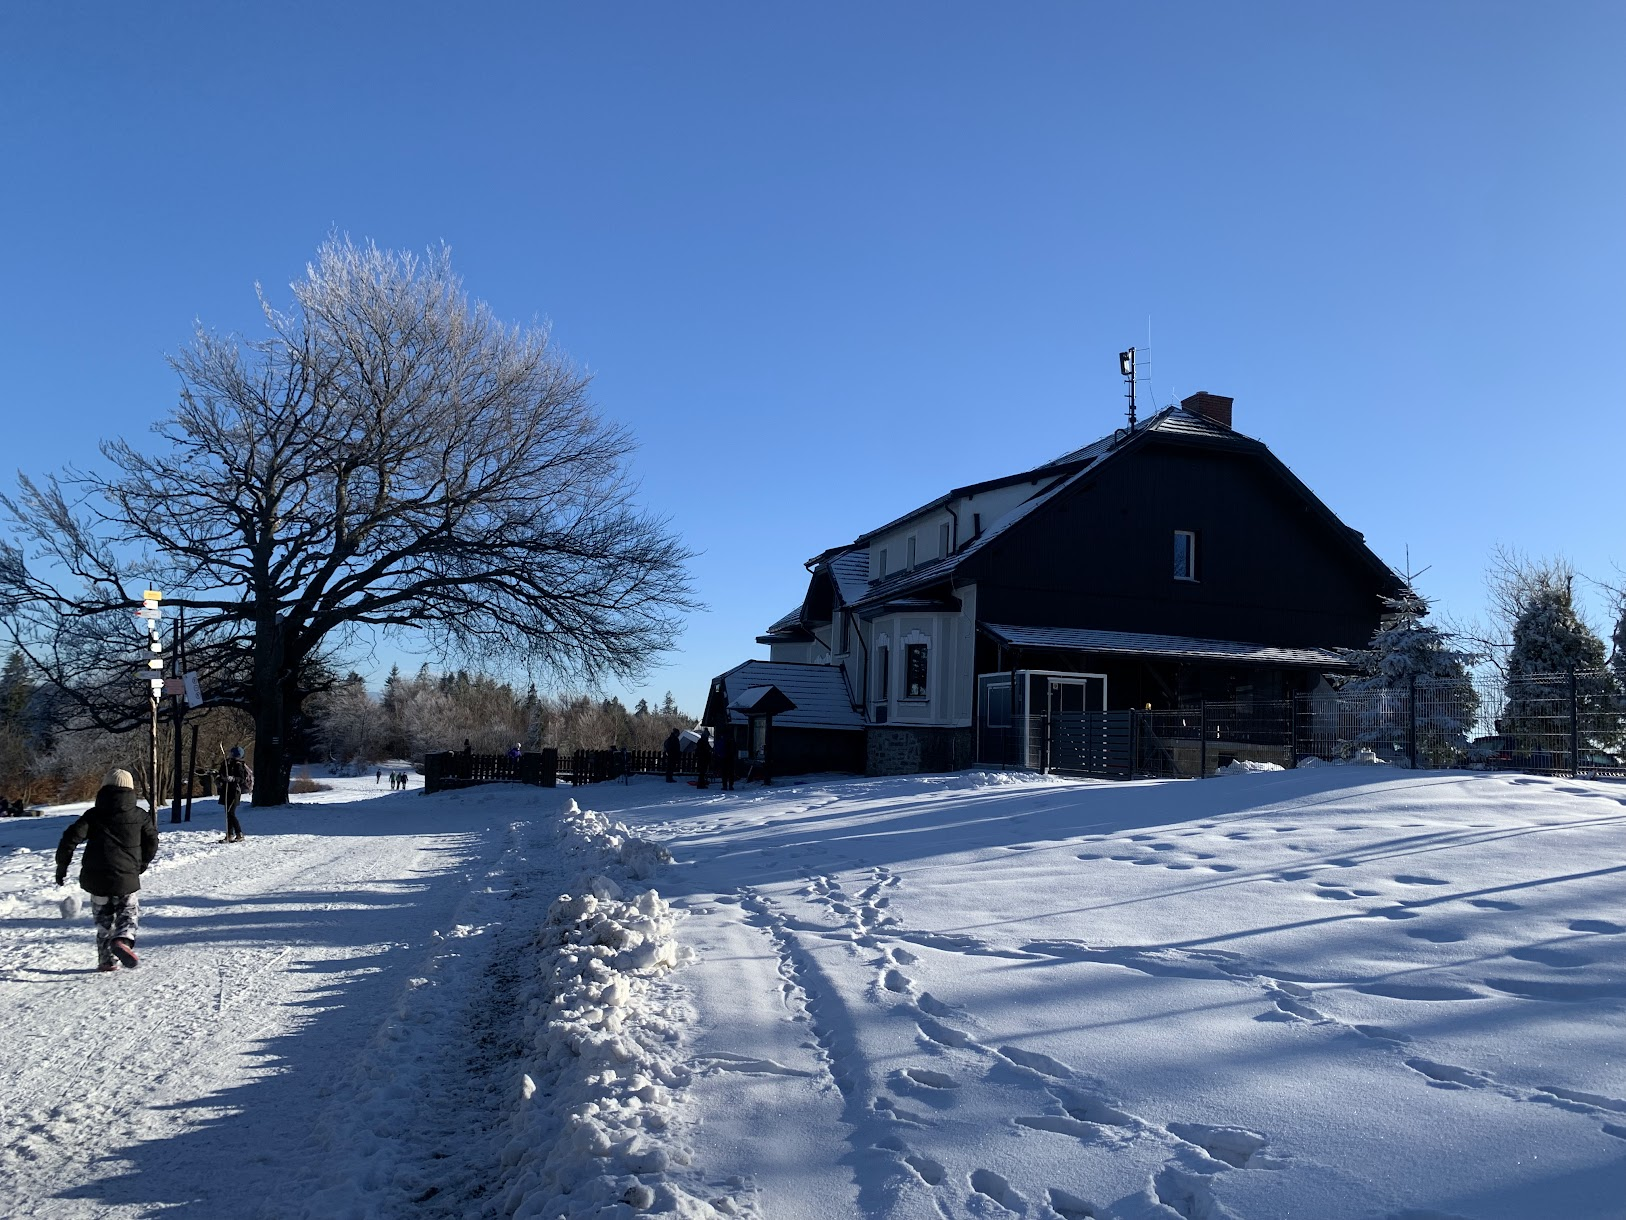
[1118,347,1137,429]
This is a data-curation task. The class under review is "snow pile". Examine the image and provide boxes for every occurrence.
[498,800,718,1219]
[1217,759,1284,775]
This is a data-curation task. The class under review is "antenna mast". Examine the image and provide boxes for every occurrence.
[1118,347,1137,429]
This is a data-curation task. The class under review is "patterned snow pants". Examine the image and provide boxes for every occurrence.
[90,893,140,967]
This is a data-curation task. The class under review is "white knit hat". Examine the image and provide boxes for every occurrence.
[104,768,135,791]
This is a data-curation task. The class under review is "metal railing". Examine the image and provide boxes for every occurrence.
[979,670,1624,780]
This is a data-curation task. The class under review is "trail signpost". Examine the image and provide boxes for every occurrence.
[140,590,164,816]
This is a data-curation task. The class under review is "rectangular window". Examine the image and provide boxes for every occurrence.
[986,682,1011,727]
[905,642,929,699]
[878,548,888,579]
[938,522,950,558]
[839,613,849,655]
[907,535,917,570]
[1174,530,1197,581]
[972,512,982,537]
[874,644,889,700]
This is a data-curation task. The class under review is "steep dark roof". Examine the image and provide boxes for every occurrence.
[709,661,862,730]
[845,405,1396,611]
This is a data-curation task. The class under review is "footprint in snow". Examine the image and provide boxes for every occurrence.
[1167,1121,1270,1168]
[903,1153,945,1185]
[1355,981,1485,1001]
[1015,1114,1101,1140]
[896,1067,959,1091]
[915,992,958,1018]
[1393,874,1450,886]
[1468,898,1521,911]
[970,1169,1026,1210]
[1405,1058,1491,1089]
[888,946,919,966]
[881,968,911,993]
[1508,946,1597,968]
[1207,863,1240,872]
[916,1018,973,1049]
[1049,1187,1099,1219]
[1406,926,1467,943]
[1570,919,1626,935]
[998,1045,1075,1078]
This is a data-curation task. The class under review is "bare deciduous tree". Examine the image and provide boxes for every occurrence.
[1,237,694,805]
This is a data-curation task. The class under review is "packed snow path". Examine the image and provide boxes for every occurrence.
[0,776,574,1219]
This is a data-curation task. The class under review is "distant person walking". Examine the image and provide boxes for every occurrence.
[55,768,158,972]
[663,729,680,783]
[694,729,713,790]
[717,723,737,791]
[220,746,251,842]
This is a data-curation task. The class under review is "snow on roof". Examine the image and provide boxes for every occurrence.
[714,661,863,730]
[981,622,1348,668]
[825,548,871,606]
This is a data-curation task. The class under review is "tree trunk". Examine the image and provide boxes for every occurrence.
[251,615,289,807]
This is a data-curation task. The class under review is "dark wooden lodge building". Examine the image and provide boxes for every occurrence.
[709,391,1402,776]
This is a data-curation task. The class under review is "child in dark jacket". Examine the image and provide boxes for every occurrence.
[56,769,159,971]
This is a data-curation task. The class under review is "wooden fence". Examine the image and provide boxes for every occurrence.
[422,747,710,793]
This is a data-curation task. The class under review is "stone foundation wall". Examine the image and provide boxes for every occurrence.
[866,727,975,776]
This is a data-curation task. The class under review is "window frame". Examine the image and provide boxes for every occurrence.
[903,641,929,700]
[1173,529,1198,582]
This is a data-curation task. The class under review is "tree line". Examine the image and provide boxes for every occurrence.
[308,665,696,768]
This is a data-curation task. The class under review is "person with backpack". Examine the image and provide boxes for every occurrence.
[221,746,251,842]
[55,768,159,972]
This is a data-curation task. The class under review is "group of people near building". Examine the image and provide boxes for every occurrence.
[662,725,739,790]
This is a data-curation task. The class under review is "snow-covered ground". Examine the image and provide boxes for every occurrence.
[1,765,1623,1219]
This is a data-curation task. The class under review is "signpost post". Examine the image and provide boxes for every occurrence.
[141,590,164,817]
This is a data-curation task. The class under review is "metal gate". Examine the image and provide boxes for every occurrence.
[1046,711,1133,778]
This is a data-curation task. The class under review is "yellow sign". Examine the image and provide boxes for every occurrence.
[143,590,163,601]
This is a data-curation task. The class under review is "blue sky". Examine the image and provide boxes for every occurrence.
[2,2,1622,716]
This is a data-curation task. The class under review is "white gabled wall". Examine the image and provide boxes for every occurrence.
[868,479,1051,579]
[864,602,974,729]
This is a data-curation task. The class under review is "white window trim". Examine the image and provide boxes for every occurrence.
[901,628,931,701]
[1174,529,1198,582]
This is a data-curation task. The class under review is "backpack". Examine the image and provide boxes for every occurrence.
[230,759,254,793]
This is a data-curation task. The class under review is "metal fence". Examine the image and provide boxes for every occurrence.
[987,670,1625,780]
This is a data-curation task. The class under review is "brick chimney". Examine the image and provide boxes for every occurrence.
[1181,391,1233,429]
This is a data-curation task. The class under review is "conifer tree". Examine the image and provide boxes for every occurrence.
[1501,573,1620,754]
[1343,587,1479,763]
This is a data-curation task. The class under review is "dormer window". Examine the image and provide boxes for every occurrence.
[1174,530,1198,581]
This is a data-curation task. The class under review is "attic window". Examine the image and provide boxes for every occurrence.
[878,548,888,579]
[938,522,950,558]
[907,535,917,570]
[1174,530,1198,581]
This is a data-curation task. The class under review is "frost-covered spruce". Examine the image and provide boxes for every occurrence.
[1501,574,1622,751]
[1341,587,1479,764]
